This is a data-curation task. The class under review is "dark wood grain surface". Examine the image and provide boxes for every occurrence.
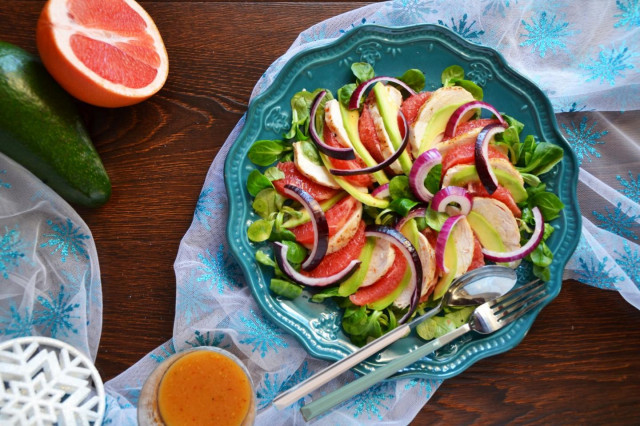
[1,1,639,424]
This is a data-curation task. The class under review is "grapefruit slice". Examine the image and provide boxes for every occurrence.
[300,221,365,279]
[291,196,358,245]
[36,0,169,107]
[273,162,341,201]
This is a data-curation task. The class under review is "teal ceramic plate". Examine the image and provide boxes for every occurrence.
[225,24,581,379]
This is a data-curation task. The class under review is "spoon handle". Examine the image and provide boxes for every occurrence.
[272,303,442,409]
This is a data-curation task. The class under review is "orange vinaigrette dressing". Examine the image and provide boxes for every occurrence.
[157,351,252,426]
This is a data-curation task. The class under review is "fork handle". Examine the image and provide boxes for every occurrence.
[300,323,472,421]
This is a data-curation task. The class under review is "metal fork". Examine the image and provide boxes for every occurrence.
[299,278,548,421]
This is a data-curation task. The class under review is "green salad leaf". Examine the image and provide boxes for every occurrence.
[398,68,426,92]
[248,140,291,166]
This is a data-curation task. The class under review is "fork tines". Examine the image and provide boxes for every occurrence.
[489,279,547,323]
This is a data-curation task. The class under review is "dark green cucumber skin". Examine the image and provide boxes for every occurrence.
[0,41,111,207]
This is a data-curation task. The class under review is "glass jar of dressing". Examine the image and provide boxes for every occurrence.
[138,347,256,426]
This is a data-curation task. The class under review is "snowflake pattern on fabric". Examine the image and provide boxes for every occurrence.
[34,285,80,338]
[581,43,635,86]
[185,330,228,348]
[519,11,573,57]
[41,218,90,263]
[617,172,640,203]
[0,169,10,189]
[343,381,394,421]
[482,0,517,17]
[177,270,211,325]
[614,0,640,29]
[438,14,485,40]
[339,18,369,35]
[560,116,608,166]
[614,241,640,287]
[385,0,438,24]
[196,244,242,294]
[150,341,176,363]
[0,227,25,279]
[553,99,590,113]
[258,361,313,409]
[237,309,288,357]
[194,187,226,231]
[404,378,440,398]
[592,203,639,240]
[0,304,35,337]
[576,257,622,289]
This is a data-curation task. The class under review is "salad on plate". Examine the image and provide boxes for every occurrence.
[245,62,564,346]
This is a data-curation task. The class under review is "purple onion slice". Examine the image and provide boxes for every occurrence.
[475,123,507,195]
[330,111,410,176]
[395,207,428,232]
[482,207,545,262]
[371,183,390,199]
[282,184,328,271]
[309,90,356,160]
[444,100,507,138]
[365,225,423,324]
[273,242,361,287]
[431,186,473,215]
[348,76,417,110]
[435,215,465,273]
[408,148,442,202]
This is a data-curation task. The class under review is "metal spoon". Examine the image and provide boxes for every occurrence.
[273,265,517,409]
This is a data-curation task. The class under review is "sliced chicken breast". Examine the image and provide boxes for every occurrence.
[292,141,340,189]
[368,85,404,174]
[326,202,362,254]
[359,238,395,288]
[471,197,520,252]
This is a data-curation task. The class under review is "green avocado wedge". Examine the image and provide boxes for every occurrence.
[0,42,111,207]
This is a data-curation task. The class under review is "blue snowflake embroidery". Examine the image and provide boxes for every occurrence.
[581,43,635,86]
[0,169,10,189]
[343,381,394,420]
[41,218,90,263]
[438,14,485,41]
[237,309,288,357]
[186,330,228,348]
[0,226,25,279]
[34,285,80,338]
[519,12,573,58]
[339,18,369,35]
[386,0,438,24]
[257,372,286,409]
[404,378,441,398]
[576,257,622,290]
[614,0,640,29]
[552,98,589,113]
[150,341,176,363]
[0,304,35,337]
[194,187,225,231]
[614,241,640,288]
[482,0,517,17]
[617,172,640,203]
[592,202,639,240]
[197,244,242,294]
[177,270,211,325]
[560,116,608,166]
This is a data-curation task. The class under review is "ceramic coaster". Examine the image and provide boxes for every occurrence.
[0,336,105,425]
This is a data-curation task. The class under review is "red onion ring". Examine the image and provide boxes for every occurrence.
[444,100,507,138]
[408,148,442,202]
[309,90,356,160]
[273,242,361,287]
[475,123,507,195]
[348,76,417,110]
[371,183,390,199]
[395,207,428,231]
[482,207,545,262]
[365,225,423,324]
[435,215,465,273]
[431,187,473,215]
[329,111,409,176]
[282,184,328,271]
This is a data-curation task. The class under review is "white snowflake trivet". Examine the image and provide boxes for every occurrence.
[0,336,105,425]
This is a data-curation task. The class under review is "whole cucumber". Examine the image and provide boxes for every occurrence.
[0,41,111,207]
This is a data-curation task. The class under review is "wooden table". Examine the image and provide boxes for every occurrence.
[2,1,639,424]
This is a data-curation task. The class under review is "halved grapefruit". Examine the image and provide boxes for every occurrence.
[36,0,169,107]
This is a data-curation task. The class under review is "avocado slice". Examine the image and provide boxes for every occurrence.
[339,103,389,185]
[367,266,411,311]
[446,164,528,203]
[432,234,458,300]
[372,82,413,175]
[0,41,111,207]
[338,237,376,297]
[417,102,465,154]
[467,211,507,252]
